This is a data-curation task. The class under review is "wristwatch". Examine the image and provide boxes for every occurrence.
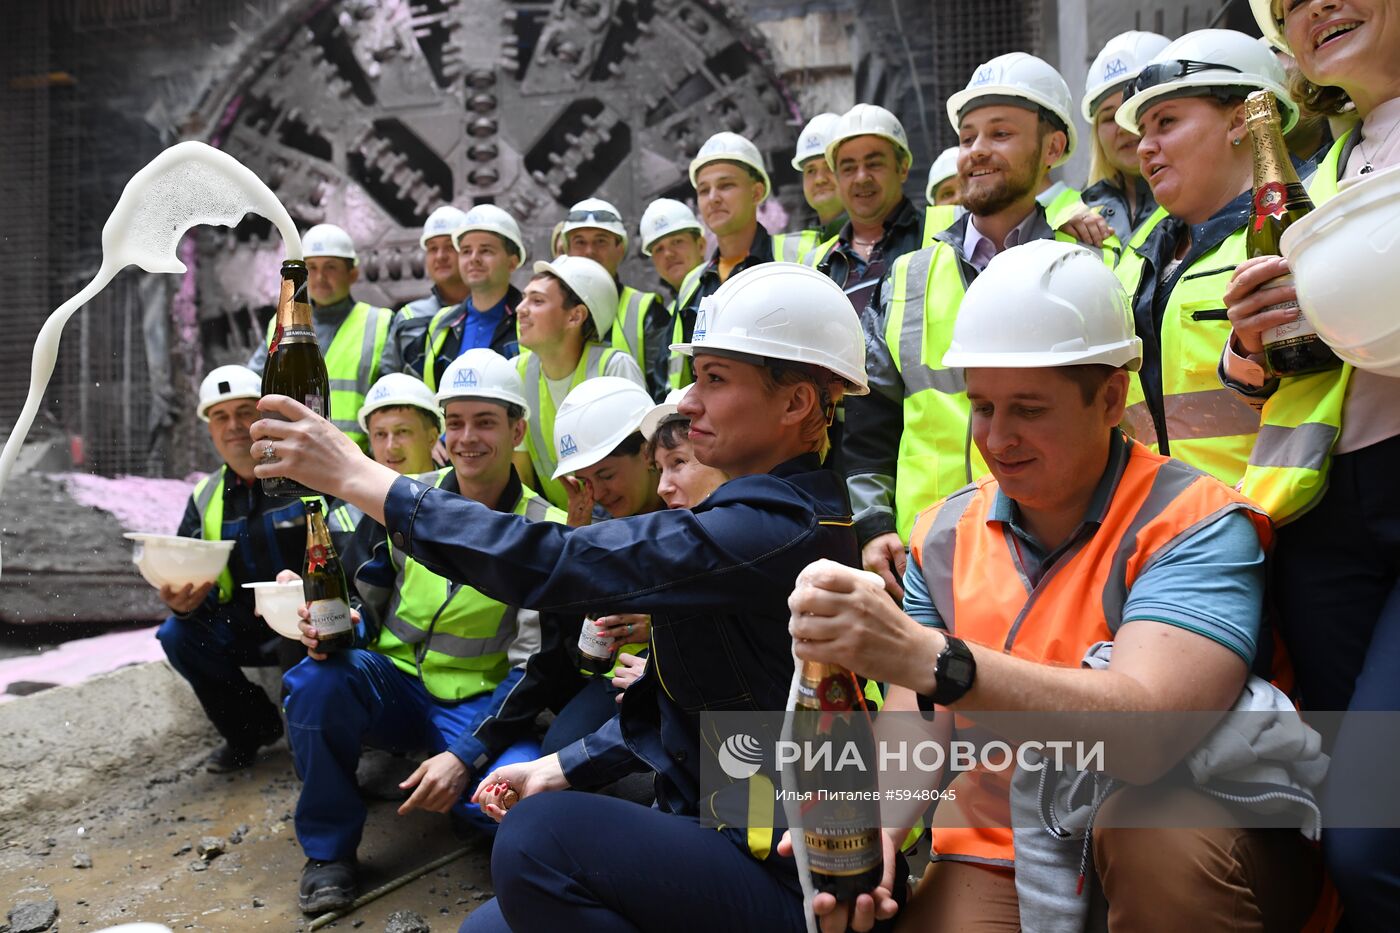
[918,634,976,712]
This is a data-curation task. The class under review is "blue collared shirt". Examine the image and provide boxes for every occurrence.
[458,293,510,357]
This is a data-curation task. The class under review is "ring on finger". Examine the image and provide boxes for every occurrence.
[261,440,277,462]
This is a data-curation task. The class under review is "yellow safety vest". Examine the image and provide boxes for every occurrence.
[1238,130,1355,524]
[377,468,564,701]
[191,467,236,604]
[920,205,961,247]
[1043,185,1087,230]
[192,465,322,604]
[667,265,707,390]
[1114,209,1264,487]
[263,301,392,450]
[885,230,1115,543]
[920,193,1097,250]
[611,286,662,377]
[517,343,621,508]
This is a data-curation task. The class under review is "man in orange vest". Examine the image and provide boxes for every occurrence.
[787,241,1322,932]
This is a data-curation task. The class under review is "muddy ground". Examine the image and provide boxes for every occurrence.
[0,741,496,932]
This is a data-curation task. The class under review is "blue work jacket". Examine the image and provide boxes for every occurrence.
[381,453,859,860]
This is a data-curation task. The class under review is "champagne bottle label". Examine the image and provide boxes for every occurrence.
[803,824,883,877]
[308,598,352,636]
[1257,271,1316,346]
[578,619,615,673]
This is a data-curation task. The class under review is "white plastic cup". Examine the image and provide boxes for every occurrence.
[242,580,306,639]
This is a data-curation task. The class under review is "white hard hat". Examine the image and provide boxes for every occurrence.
[302,223,357,264]
[437,347,532,419]
[420,205,468,249]
[1250,0,1290,55]
[197,365,262,421]
[357,372,444,434]
[943,240,1142,371]
[562,197,629,250]
[1281,164,1400,377]
[791,112,842,170]
[824,103,913,171]
[551,377,655,478]
[639,199,703,255]
[946,52,1078,167]
[1116,29,1299,134]
[639,385,692,441]
[689,131,771,203]
[532,255,619,337]
[925,147,961,205]
[1082,31,1173,121]
[453,204,528,264]
[671,262,869,395]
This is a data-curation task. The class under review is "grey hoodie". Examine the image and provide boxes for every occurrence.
[1010,641,1327,932]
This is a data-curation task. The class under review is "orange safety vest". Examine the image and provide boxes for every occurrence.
[908,439,1273,866]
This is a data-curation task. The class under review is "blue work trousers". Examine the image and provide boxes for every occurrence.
[460,793,814,933]
[156,607,282,747]
[541,676,619,754]
[283,649,540,861]
[1273,434,1400,930]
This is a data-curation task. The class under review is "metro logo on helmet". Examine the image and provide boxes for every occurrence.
[454,368,481,389]
[973,65,996,86]
[1102,56,1129,80]
[693,311,708,342]
[559,434,579,458]
[371,386,390,402]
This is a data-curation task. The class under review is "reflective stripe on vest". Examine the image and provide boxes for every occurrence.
[611,287,657,374]
[773,230,821,264]
[265,302,391,448]
[423,304,459,393]
[1238,130,1355,524]
[519,344,617,508]
[376,469,565,701]
[668,265,707,390]
[1115,214,1263,486]
[324,302,391,447]
[192,467,321,604]
[883,243,984,543]
[192,467,234,604]
[909,440,1272,865]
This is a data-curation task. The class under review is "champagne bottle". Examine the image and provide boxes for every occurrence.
[302,499,354,653]
[261,260,329,497]
[1244,90,1342,377]
[577,617,616,677]
[793,660,883,901]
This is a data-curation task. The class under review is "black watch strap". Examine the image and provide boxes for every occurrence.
[918,634,976,712]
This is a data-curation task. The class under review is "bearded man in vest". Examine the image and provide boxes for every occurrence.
[283,348,575,916]
[788,242,1323,933]
[844,53,1119,603]
[156,365,309,773]
[247,223,395,452]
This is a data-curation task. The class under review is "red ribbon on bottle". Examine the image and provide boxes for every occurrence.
[1253,181,1288,231]
[307,544,328,573]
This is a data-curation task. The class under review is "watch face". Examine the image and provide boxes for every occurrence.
[945,656,974,685]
